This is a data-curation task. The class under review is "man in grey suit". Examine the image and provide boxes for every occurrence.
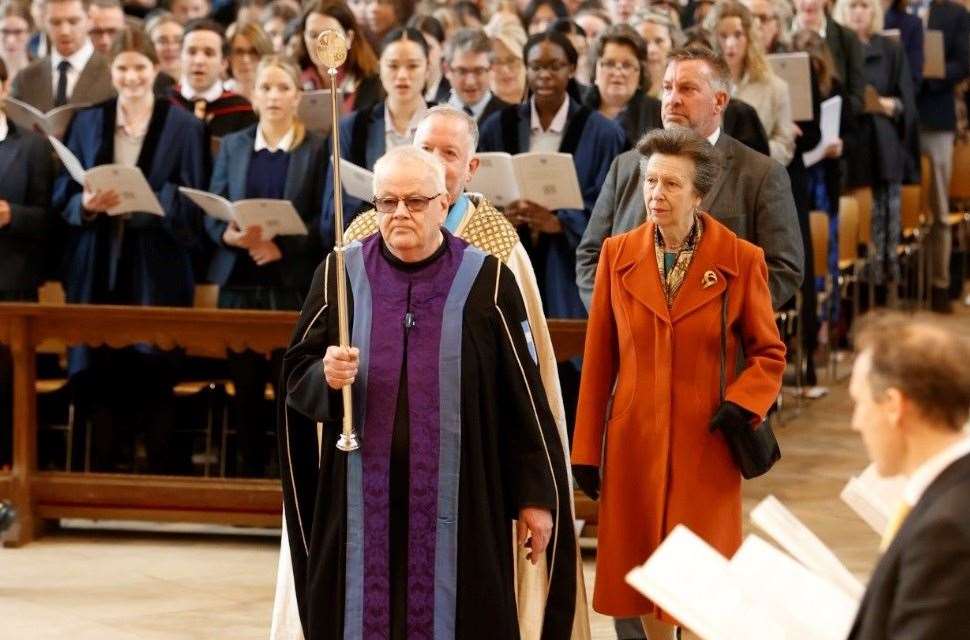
[576,45,803,311]
[11,0,113,112]
[847,313,970,639]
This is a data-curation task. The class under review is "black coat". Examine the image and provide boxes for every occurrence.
[723,98,771,157]
[826,15,867,123]
[0,122,55,292]
[919,0,970,132]
[846,35,917,187]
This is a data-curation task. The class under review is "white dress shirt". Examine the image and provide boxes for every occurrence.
[0,113,8,143]
[50,38,94,101]
[528,95,569,153]
[255,125,296,153]
[447,89,494,121]
[707,127,721,147]
[903,435,970,507]
[384,101,428,151]
[179,79,225,103]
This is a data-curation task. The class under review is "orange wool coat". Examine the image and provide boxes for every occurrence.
[571,213,786,620]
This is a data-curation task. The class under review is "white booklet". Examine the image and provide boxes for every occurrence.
[4,97,86,139]
[338,158,375,203]
[48,135,164,216]
[802,95,843,168]
[840,464,905,534]
[298,89,340,135]
[767,51,813,121]
[625,525,784,640]
[750,495,865,601]
[178,187,308,238]
[730,535,859,640]
[468,151,584,211]
[924,29,944,79]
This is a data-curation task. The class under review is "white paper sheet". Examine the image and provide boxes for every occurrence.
[338,158,375,202]
[730,535,859,640]
[298,89,339,135]
[751,495,865,601]
[768,52,813,121]
[840,465,905,534]
[924,30,944,79]
[5,98,84,138]
[802,96,842,168]
[178,187,308,238]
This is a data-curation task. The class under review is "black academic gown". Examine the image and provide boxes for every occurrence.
[279,231,576,640]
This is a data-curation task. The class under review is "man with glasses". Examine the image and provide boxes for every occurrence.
[444,28,510,123]
[87,0,123,55]
[278,144,579,640]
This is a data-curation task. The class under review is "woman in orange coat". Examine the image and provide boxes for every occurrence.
[571,128,786,639]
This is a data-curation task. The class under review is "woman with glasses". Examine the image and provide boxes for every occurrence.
[479,30,625,320]
[708,0,796,166]
[298,0,382,113]
[485,15,527,105]
[320,27,433,253]
[0,0,31,82]
[583,24,661,146]
[206,55,326,476]
[743,0,791,53]
[225,21,273,102]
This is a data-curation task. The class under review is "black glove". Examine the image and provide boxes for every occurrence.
[573,465,600,501]
[709,401,755,434]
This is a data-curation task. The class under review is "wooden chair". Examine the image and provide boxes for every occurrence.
[834,197,860,379]
[900,184,927,307]
[849,187,875,309]
[809,211,831,380]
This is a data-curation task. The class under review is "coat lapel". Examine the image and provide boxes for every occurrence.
[516,103,530,154]
[228,131,252,201]
[38,61,54,110]
[0,126,23,179]
[284,135,311,203]
[72,54,108,105]
[700,134,734,211]
[617,223,671,322]
[670,213,739,324]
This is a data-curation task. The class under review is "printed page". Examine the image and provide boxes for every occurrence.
[298,89,339,135]
[767,52,813,121]
[467,152,521,208]
[234,199,308,238]
[178,187,235,223]
[85,165,164,216]
[46,103,86,139]
[7,99,83,138]
[338,158,375,203]
[840,465,905,534]
[730,535,859,640]
[924,30,944,80]
[751,495,865,601]
[48,135,87,183]
[513,152,584,211]
[625,525,783,640]
[802,96,842,168]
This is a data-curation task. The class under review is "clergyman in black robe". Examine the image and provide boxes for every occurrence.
[278,146,577,640]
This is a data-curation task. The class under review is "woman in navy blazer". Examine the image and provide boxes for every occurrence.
[320,27,434,254]
[206,56,326,476]
[51,27,206,473]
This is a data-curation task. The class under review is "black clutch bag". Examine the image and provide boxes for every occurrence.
[718,288,781,479]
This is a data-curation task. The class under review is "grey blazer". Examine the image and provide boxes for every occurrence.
[10,53,114,113]
[575,132,803,310]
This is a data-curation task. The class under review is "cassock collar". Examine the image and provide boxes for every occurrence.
[379,229,451,271]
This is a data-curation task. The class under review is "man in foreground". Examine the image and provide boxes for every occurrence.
[847,312,970,638]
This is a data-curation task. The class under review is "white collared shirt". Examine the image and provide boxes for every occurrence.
[255,125,296,152]
[179,79,225,103]
[529,95,569,153]
[448,89,494,121]
[0,113,8,143]
[903,435,970,507]
[707,127,721,147]
[384,101,428,151]
[50,38,94,101]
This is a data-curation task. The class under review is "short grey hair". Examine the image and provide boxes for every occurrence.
[373,145,447,195]
[636,128,720,198]
[418,104,480,150]
[443,27,492,64]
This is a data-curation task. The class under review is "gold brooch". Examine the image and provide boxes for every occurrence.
[702,270,718,289]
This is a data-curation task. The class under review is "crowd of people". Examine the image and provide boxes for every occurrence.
[1,0,970,636]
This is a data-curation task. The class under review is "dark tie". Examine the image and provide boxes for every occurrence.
[54,59,70,107]
[462,105,474,117]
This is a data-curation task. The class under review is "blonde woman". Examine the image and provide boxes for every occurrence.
[485,12,527,104]
[707,0,796,166]
[206,55,328,475]
[634,11,681,98]
[225,21,273,101]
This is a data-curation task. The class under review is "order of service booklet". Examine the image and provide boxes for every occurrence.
[178,187,308,238]
[467,151,584,211]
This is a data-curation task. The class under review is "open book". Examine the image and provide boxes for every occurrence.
[750,495,865,601]
[4,97,86,139]
[767,52,812,121]
[338,159,375,203]
[802,96,842,168]
[840,465,905,534]
[48,135,163,216]
[297,89,340,135]
[178,187,308,238]
[467,152,584,211]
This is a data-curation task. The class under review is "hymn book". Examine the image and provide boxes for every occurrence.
[5,98,86,139]
[297,89,339,135]
[467,152,585,211]
[840,465,905,534]
[178,187,308,238]
[750,495,865,601]
[802,96,843,168]
[49,135,164,216]
[767,52,813,121]
[338,159,375,203]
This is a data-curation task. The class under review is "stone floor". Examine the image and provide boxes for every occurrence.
[2,308,966,639]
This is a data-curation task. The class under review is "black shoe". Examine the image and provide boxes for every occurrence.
[931,287,953,314]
